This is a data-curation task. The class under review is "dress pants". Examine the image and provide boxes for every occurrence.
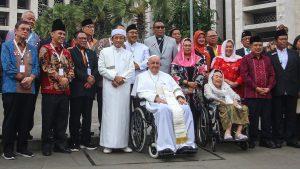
[2,93,34,153]
[69,96,93,145]
[41,94,69,149]
[96,86,102,131]
[272,95,298,143]
[245,98,272,142]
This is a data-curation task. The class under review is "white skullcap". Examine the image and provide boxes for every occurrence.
[147,55,160,62]
[111,29,126,37]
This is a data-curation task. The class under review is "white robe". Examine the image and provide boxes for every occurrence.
[98,46,135,148]
[132,70,196,152]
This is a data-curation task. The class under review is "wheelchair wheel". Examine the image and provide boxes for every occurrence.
[130,107,147,152]
[148,143,159,159]
[240,141,249,151]
[197,106,209,147]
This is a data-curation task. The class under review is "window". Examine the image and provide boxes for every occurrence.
[0,0,8,7]
[0,12,9,26]
[18,0,29,9]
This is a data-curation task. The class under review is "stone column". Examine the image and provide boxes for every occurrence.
[234,0,243,49]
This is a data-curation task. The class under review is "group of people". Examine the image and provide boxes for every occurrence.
[1,10,300,161]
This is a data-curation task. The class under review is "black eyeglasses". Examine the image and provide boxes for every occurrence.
[155,26,165,29]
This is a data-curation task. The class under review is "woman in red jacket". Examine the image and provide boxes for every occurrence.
[212,39,244,97]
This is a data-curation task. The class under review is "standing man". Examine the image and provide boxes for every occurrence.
[170,28,182,51]
[1,20,39,160]
[81,19,98,50]
[236,30,252,57]
[144,21,178,74]
[269,29,300,148]
[68,31,98,151]
[206,29,221,60]
[93,24,125,134]
[125,24,150,84]
[5,10,40,140]
[98,29,134,154]
[6,11,40,47]
[240,35,276,149]
[39,19,74,156]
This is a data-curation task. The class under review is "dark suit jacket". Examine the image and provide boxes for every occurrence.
[268,49,300,97]
[69,46,98,98]
[236,48,245,57]
[206,46,216,60]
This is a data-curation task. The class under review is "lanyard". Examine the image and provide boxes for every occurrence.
[14,39,27,64]
[50,43,63,62]
[26,33,33,43]
[78,47,90,68]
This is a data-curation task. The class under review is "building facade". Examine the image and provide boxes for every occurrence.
[210,0,300,48]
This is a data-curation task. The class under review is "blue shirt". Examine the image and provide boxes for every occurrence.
[1,40,40,94]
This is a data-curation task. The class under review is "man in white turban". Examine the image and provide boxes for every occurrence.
[98,29,135,153]
[131,55,197,156]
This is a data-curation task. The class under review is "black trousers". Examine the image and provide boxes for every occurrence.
[27,78,40,135]
[96,86,102,131]
[2,93,34,153]
[41,94,69,148]
[69,96,93,145]
[272,95,298,142]
[245,98,272,142]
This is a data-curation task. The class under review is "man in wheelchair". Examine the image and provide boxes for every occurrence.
[131,55,197,156]
[204,69,249,141]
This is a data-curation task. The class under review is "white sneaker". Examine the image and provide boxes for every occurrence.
[103,148,112,154]
[235,134,248,141]
[224,133,233,140]
[122,147,132,153]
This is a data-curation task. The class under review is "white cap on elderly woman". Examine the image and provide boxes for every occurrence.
[111,29,126,37]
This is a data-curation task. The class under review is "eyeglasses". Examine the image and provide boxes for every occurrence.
[155,26,165,29]
[85,25,95,29]
[19,27,30,32]
[208,35,218,38]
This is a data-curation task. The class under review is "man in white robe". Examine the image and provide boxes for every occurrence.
[132,55,197,156]
[98,29,135,154]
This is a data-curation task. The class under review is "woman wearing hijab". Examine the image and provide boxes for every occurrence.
[212,39,244,97]
[293,35,300,56]
[171,38,207,135]
[194,30,212,71]
[204,69,249,141]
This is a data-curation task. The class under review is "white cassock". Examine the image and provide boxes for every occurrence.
[98,45,135,148]
[132,70,196,152]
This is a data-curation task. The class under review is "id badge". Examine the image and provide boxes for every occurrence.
[87,68,91,75]
[59,68,64,76]
[20,65,25,73]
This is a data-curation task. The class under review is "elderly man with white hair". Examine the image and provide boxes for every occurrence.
[6,11,40,47]
[98,29,135,154]
[132,55,197,156]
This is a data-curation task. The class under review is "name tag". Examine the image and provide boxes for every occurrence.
[87,68,91,75]
[20,65,25,73]
[59,68,64,76]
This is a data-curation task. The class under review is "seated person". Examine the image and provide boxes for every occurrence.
[204,69,249,141]
[131,55,197,156]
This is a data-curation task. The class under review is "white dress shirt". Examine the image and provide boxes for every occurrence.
[276,48,288,69]
[244,47,251,55]
[125,41,150,84]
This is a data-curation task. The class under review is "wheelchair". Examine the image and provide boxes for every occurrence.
[129,98,159,158]
[195,97,249,152]
[130,97,198,158]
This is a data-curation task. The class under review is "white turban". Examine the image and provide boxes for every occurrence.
[111,29,126,37]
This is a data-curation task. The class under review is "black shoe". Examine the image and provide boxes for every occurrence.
[259,140,276,149]
[53,146,71,154]
[249,141,256,149]
[286,141,300,148]
[158,148,174,156]
[2,152,16,160]
[16,150,34,158]
[28,134,33,140]
[42,147,52,156]
[274,140,282,148]
[176,146,197,154]
[80,143,97,150]
[69,144,80,152]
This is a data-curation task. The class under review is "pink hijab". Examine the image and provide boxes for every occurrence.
[172,38,201,67]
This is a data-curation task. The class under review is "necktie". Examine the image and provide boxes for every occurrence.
[246,48,250,54]
[81,50,87,66]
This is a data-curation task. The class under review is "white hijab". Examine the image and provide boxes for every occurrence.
[207,69,232,99]
[219,39,242,62]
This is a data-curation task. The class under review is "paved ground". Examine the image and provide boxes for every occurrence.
[0,95,300,169]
